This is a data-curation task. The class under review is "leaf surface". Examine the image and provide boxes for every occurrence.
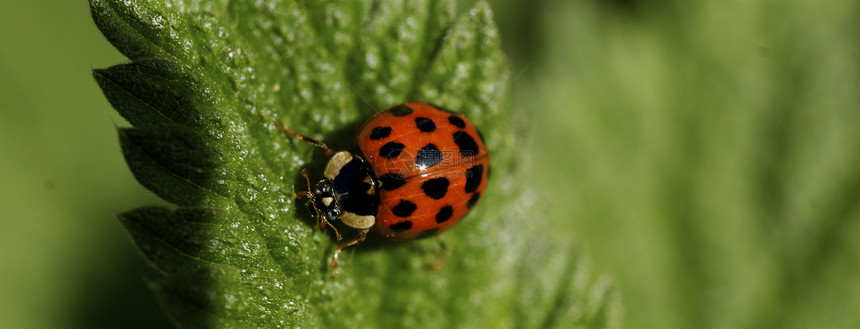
[91,0,621,327]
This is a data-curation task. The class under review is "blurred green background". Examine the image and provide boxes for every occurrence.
[2,1,858,328]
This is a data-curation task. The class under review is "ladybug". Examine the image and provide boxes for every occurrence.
[279,102,489,276]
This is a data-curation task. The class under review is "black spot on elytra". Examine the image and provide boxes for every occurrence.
[464,164,484,193]
[389,104,413,116]
[378,173,406,191]
[448,115,466,128]
[389,220,413,232]
[415,144,442,169]
[435,205,453,223]
[453,131,479,157]
[421,177,449,200]
[369,126,392,140]
[415,117,436,132]
[379,142,404,159]
[391,200,417,217]
[416,228,440,239]
[467,192,481,208]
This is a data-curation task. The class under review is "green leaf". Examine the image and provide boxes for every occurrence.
[91,0,621,328]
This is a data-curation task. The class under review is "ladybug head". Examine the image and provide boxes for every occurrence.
[306,180,342,223]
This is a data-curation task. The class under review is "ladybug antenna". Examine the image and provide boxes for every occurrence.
[277,121,334,158]
[330,229,369,278]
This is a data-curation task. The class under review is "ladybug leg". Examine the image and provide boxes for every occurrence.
[330,228,369,278]
[296,169,312,199]
[319,218,343,241]
[428,236,448,272]
[276,121,334,158]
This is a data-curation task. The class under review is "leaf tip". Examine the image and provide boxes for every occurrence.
[470,0,497,21]
[91,67,108,86]
[116,126,133,138]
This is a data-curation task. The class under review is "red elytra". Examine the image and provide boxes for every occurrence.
[279,102,489,276]
[357,102,489,240]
